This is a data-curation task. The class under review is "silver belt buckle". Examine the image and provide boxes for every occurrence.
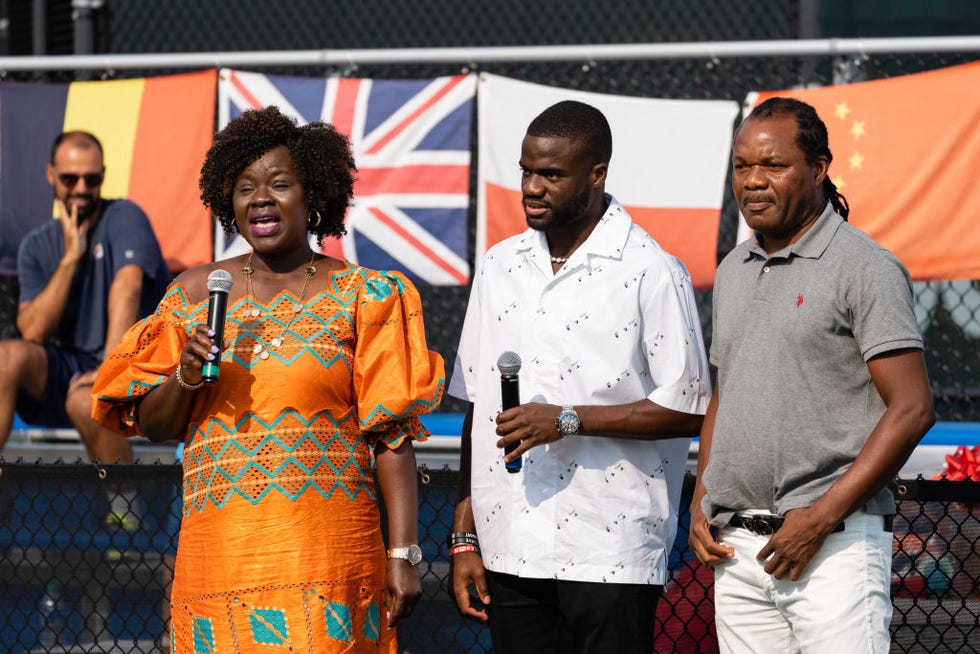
[747,516,775,536]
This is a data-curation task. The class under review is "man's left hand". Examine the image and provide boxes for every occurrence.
[495,402,564,461]
[756,506,837,581]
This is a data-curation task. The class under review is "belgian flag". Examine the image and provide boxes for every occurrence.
[0,69,216,275]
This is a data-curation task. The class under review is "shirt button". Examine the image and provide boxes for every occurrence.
[763,266,771,273]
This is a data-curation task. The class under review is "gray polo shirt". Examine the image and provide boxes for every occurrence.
[702,203,923,526]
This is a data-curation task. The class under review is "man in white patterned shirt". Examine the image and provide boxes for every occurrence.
[448,100,711,653]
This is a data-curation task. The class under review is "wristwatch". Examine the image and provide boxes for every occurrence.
[387,544,423,566]
[556,405,581,437]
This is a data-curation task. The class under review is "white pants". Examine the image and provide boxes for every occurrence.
[713,511,893,654]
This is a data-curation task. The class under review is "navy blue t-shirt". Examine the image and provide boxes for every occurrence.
[16,199,170,354]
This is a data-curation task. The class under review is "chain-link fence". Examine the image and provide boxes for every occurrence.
[0,463,179,654]
[1,5,979,416]
[102,0,805,54]
[0,2,978,651]
[0,463,977,653]
[2,50,980,416]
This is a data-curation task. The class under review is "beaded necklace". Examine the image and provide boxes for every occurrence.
[243,250,317,360]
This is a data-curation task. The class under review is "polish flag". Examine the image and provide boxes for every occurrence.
[477,73,738,288]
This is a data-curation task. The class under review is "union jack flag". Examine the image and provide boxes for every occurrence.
[216,68,476,285]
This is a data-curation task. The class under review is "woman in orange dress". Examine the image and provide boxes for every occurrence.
[92,106,444,652]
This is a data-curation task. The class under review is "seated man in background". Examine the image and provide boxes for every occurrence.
[0,130,170,528]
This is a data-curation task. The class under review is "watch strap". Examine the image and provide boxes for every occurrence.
[557,405,581,437]
[387,544,423,565]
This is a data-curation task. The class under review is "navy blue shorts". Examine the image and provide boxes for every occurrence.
[16,345,101,428]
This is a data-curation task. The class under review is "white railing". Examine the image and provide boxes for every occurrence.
[0,35,979,72]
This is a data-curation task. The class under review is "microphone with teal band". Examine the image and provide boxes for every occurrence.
[201,269,233,384]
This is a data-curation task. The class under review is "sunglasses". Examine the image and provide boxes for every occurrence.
[56,172,104,187]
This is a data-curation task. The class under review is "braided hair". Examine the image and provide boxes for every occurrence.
[747,97,849,221]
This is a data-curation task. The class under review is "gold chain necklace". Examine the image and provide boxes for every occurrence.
[243,250,317,360]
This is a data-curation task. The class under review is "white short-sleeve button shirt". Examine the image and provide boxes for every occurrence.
[449,198,711,584]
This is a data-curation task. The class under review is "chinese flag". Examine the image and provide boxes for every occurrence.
[749,60,980,281]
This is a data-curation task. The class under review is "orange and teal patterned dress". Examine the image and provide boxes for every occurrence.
[92,264,444,653]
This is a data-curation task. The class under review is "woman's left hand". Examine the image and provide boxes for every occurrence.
[385,558,422,628]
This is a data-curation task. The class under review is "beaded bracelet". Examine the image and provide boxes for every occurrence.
[174,364,205,391]
[446,531,479,548]
[449,544,478,556]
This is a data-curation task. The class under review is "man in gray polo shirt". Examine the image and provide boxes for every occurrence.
[689,97,935,653]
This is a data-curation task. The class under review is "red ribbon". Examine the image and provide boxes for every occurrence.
[933,444,980,481]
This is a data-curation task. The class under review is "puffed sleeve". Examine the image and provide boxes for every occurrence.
[91,284,202,437]
[352,269,445,450]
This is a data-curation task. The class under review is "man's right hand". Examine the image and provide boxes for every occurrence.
[56,199,89,265]
[688,493,735,567]
[450,551,491,623]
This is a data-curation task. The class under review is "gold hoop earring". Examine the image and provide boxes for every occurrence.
[308,209,322,230]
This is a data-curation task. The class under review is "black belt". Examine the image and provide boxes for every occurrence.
[727,514,893,536]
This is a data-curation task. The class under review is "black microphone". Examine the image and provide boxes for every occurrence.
[201,269,233,384]
[497,351,523,473]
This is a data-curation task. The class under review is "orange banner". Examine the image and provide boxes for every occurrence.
[130,70,217,272]
[751,61,980,281]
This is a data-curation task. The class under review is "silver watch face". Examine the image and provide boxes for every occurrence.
[390,544,423,565]
[407,544,423,565]
[557,408,580,436]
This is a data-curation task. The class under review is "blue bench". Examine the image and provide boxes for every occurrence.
[420,415,980,446]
